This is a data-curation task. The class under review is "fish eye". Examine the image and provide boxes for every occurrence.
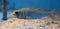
[15,12,19,14]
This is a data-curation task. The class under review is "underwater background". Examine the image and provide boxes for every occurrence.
[0,0,60,21]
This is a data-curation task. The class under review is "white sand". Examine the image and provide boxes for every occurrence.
[0,17,60,29]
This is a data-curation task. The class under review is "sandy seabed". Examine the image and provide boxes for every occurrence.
[0,17,60,29]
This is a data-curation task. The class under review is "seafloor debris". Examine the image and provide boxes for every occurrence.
[0,17,60,29]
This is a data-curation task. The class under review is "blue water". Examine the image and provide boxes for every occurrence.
[8,0,60,11]
[0,0,60,21]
